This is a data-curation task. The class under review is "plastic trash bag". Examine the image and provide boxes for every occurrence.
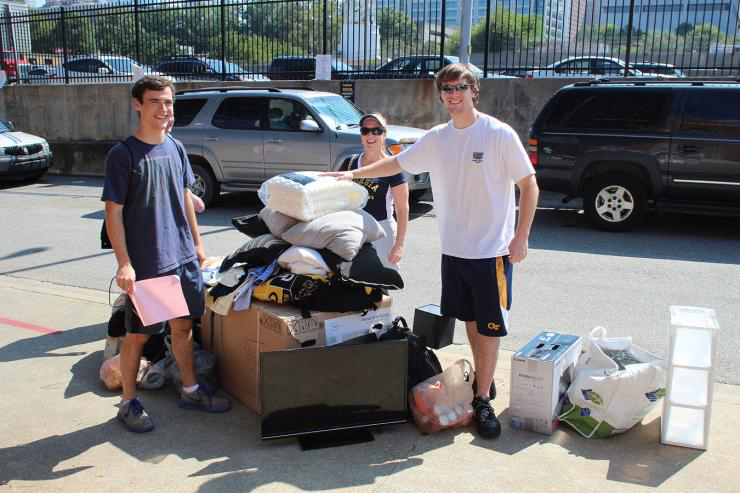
[559,326,667,438]
[164,335,219,394]
[409,359,474,433]
[99,354,150,391]
[137,353,175,390]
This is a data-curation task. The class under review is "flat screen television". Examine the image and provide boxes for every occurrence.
[260,339,408,449]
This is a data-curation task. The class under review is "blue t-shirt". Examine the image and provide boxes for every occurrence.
[341,154,406,222]
[101,135,196,279]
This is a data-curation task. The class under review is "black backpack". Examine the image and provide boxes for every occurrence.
[379,316,443,391]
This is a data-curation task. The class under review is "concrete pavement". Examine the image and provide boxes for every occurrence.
[1,274,738,492]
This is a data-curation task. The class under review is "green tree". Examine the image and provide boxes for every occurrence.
[642,29,683,53]
[377,8,418,57]
[448,9,543,55]
[686,23,727,51]
[29,16,97,55]
[676,22,693,37]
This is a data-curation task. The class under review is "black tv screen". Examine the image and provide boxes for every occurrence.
[260,340,408,440]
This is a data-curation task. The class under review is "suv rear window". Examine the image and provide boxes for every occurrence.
[212,97,265,130]
[174,98,207,127]
[545,91,668,131]
[681,93,740,136]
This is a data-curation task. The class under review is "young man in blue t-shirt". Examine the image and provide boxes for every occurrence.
[102,75,229,432]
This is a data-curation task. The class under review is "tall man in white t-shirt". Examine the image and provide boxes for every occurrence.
[325,63,538,438]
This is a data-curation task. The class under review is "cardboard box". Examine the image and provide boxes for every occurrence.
[201,296,392,414]
[509,331,582,435]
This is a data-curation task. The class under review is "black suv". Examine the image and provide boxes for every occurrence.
[530,80,740,231]
[268,56,353,80]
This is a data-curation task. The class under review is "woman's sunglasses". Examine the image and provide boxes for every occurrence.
[441,83,470,93]
[360,127,384,136]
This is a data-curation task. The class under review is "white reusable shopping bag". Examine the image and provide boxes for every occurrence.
[560,327,667,438]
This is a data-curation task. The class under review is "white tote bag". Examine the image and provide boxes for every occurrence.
[560,327,667,438]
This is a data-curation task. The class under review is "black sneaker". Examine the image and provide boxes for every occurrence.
[472,377,497,400]
[472,396,501,439]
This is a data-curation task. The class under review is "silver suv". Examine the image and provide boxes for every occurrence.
[171,87,430,205]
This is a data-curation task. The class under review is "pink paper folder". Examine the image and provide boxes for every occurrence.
[130,275,189,326]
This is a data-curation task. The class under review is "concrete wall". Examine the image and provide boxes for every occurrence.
[0,77,589,175]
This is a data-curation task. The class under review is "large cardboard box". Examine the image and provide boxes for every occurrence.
[201,297,392,414]
[509,331,582,435]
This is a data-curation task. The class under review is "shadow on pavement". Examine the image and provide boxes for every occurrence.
[469,411,701,488]
[0,323,103,364]
[531,209,740,265]
[557,417,701,487]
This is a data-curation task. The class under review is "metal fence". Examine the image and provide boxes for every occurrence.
[0,0,737,84]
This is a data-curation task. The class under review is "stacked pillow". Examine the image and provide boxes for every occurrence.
[258,171,368,222]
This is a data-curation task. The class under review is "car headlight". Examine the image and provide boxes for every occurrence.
[41,141,49,152]
[0,147,5,156]
[386,138,416,155]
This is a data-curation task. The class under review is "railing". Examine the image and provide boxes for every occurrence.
[0,0,737,84]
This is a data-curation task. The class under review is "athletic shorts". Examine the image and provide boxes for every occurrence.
[440,254,512,337]
[125,259,205,335]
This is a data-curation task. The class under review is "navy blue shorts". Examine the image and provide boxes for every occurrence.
[440,254,512,337]
[125,259,205,335]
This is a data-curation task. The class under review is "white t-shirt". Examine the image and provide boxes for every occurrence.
[397,113,535,259]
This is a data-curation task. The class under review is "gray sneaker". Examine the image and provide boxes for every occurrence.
[116,398,155,433]
[179,386,231,413]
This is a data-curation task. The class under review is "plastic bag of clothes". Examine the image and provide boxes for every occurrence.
[164,335,219,394]
[409,359,474,433]
[559,327,667,438]
[99,354,150,391]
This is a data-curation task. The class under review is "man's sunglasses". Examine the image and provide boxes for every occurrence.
[441,83,470,93]
[360,127,384,136]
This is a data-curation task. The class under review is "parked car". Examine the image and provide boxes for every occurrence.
[0,120,53,181]
[530,80,740,231]
[48,55,143,83]
[630,62,685,78]
[268,56,353,80]
[26,65,57,84]
[526,56,647,78]
[351,55,515,79]
[170,87,430,205]
[155,56,269,82]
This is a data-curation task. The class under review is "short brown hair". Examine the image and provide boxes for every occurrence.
[435,63,480,104]
[131,75,175,102]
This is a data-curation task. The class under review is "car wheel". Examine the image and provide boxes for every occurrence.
[583,174,648,232]
[190,163,219,207]
[409,189,427,203]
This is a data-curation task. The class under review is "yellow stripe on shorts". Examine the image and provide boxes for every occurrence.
[496,257,507,309]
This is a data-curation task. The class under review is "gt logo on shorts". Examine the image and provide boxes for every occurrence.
[487,322,501,331]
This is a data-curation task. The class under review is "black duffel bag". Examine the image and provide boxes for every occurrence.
[379,316,443,391]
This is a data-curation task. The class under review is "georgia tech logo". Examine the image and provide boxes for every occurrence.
[473,151,484,164]
[487,322,501,331]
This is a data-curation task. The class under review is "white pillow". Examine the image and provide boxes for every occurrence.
[258,171,368,222]
[277,246,331,273]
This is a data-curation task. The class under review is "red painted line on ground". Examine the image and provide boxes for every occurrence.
[0,316,61,334]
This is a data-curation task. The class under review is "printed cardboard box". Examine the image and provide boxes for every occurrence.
[509,331,582,435]
[201,297,392,414]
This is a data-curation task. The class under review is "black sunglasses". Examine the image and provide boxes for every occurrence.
[360,127,384,136]
[441,83,470,93]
